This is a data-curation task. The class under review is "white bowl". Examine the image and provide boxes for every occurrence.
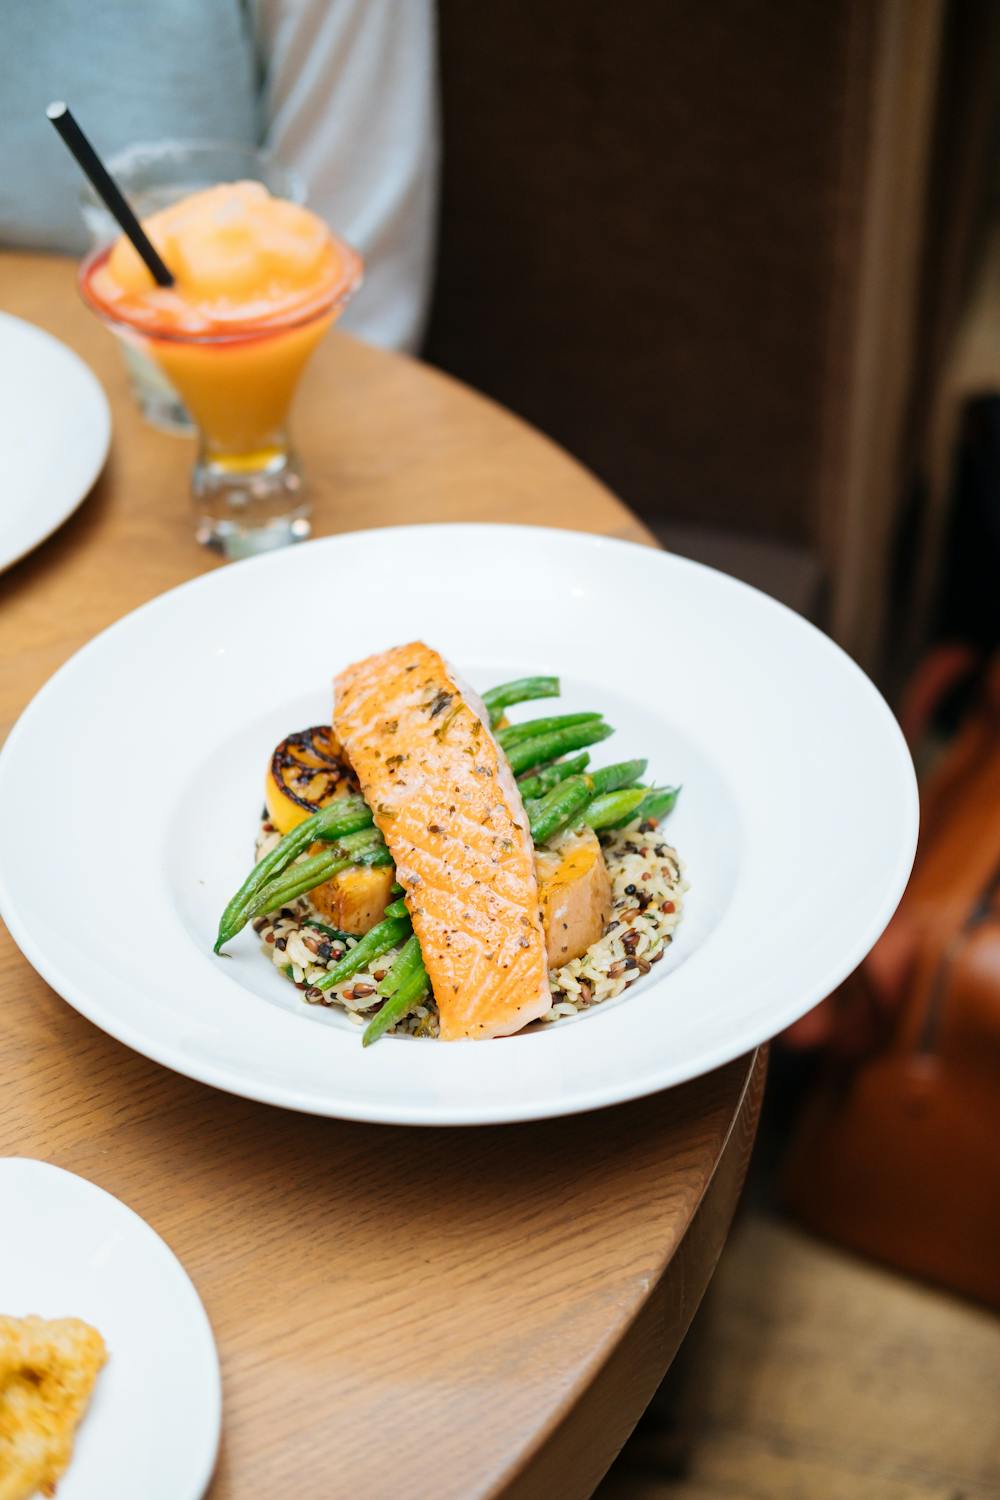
[0,524,917,1124]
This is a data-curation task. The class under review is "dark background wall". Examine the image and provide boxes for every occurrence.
[423,0,871,548]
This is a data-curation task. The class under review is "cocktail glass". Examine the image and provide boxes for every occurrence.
[80,229,362,558]
[79,140,306,434]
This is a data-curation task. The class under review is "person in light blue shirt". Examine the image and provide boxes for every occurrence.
[0,0,439,353]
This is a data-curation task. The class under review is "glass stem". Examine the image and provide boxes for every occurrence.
[192,432,310,558]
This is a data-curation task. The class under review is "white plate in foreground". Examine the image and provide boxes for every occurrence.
[0,1158,220,1499]
[0,524,918,1125]
[0,312,111,572]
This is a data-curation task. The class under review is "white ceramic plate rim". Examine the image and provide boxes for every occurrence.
[0,1157,221,1499]
[0,524,919,1125]
[0,312,111,573]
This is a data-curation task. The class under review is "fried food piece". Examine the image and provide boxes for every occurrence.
[0,1315,106,1500]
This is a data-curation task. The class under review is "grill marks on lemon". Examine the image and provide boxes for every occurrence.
[264,726,358,835]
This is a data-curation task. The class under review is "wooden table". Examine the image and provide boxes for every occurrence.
[0,255,764,1500]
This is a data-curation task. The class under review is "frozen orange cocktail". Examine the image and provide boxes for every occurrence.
[80,181,362,554]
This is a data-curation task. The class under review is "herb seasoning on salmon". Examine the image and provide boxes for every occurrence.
[334,643,551,1039]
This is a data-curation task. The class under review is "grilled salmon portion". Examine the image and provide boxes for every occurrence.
[334,642,550,1039]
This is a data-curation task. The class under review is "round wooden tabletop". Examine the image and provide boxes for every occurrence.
[0,254,764,1500]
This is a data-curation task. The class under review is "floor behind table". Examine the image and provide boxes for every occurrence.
[599,1213,1000,1500]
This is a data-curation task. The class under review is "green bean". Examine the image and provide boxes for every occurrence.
[363,936,430,1046]
[583,787,648,830]
[362,970,429,1046]
[382,897,409,920]
[604,785,681,830]
[249,851,358,917]
[504,720,614,775]
[374,940,414,1000]
[481,675,560,726]
[516,752,590,799]
[334,828,384,856]
[635,786,681,825]
[249,830,385,918]
[528,775,595,846]
[221,828,387,947]
[496,713,602,750]
[215,846,347,948]
[310,797,376,840]
[379,931,427,1000]
[354,846,395,868]
[313,916,411,992]
[214,795,374,952]
[587,759,648,795]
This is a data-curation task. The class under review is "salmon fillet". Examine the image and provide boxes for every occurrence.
[333,642,550,1039]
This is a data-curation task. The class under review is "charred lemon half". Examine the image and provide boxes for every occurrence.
[264,726,360,835]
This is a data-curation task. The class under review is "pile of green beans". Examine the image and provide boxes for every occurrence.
[215,702,614,951]
[214,820,386,953]
[215,672,681,1045]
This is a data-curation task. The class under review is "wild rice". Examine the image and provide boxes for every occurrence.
[253,817,686,1038]
[542,827,685,1019]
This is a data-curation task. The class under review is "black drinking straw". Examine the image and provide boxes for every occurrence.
[46,101,175,287]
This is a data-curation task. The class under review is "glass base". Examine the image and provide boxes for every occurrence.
[193,448,311,560]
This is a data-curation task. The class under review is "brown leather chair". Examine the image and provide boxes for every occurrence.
[781,653,1000,1307]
